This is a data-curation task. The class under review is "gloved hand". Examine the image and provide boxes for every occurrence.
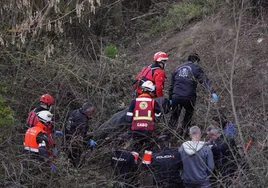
[55,130,63,137]
[211,93,218,103]
[169,100,172,105]
[88,139,97,147]
[50,162,57,171]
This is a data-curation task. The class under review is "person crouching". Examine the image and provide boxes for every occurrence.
[126,80,162,152]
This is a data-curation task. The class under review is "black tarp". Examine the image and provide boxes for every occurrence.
[93,97,169,140]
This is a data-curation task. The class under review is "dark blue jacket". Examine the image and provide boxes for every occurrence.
[210,135,238,176]
[65,109,89,138]
[111,150,138,181]
[151,148,183,185]
[169,61,213,100]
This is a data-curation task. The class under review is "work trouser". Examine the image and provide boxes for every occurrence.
[21,151,52,183]
[131,130,154,152]
[169,97,196,137]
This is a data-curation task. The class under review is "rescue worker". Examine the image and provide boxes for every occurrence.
[24,110,56,170]
[150,135,184,188]
[27,94,55,127]
[26,94,57,151]
[179,126,214,188]
[64,102,96,167]
[126,81,162,152]
[207,128,239,183]
[134,51,169,97]
[169,53,218,137]
[111,134,139,188]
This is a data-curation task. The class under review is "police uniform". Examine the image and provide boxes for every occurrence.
[151,148,184,188]
[111,150,138,188]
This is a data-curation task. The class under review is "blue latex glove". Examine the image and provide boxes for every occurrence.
[89,139,97,147]
[169,100,172,105]
[211,93,218,103]
[55,130,63,137]
[50,162,57,171]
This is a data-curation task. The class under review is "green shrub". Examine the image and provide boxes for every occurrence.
[149,2,202,34]
[148,0,221,35]
[104,44,118,58]
[169,3,202,24]
[0,85,14,127]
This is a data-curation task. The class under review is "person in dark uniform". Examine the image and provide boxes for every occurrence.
[64,102,96,167]
[111,134,139,188]
[207,127,239,185]
[169,53,218,137]
[150,135,184,188]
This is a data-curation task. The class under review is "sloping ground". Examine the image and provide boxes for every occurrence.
[133,6,268,136]
[78,5,268,187]
[3,3,268,188]
[129,5,268,186]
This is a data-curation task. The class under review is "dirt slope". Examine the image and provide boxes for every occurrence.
[132,6,268,139]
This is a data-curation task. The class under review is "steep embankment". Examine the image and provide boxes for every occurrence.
[132,6,268,141]
[3,2,268,188]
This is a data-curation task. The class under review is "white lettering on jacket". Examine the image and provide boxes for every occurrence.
[155,155,174,159]
[112,157,127,162]
[137,123,148,127]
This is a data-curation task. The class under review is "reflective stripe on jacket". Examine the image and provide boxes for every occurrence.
[27,107,55,147]
[131,95,155,131]
[24,122,46,153]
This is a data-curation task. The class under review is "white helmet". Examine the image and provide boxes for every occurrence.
[141,81,155,92]
[37,110,53,123]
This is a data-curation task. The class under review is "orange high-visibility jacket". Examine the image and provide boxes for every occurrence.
[24,122,47,153]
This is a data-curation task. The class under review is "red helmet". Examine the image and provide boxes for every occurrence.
[153,51,168,62]
[40,94,55,105]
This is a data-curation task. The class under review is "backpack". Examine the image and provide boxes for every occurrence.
[134,66,159,87]
[26,109,38,127]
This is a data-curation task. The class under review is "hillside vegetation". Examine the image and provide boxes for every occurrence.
[0,0,268,187]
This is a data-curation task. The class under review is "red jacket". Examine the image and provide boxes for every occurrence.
[135,65,165,97]
[131,94,155,131]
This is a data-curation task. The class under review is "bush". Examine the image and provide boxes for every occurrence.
[104,44,118,58]
[149,2,201,34]
[148,0,221,35]
[0,85,14,127]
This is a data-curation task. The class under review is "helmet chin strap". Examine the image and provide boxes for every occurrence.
[40,103,52,111]
[40,103,48,109]
[159,62,165,69]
